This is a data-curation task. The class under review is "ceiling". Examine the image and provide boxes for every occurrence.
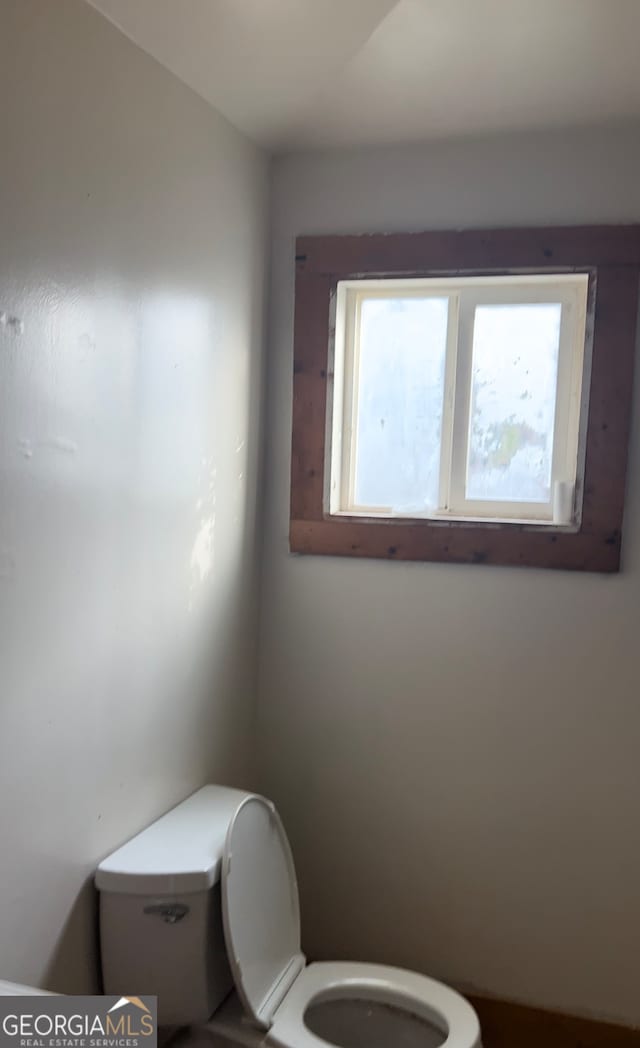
[87,0,640,152]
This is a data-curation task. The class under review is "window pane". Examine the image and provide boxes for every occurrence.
[353,297,448,512]
[467,303,562,503]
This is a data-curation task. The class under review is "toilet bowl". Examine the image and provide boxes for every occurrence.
[263,961,478,1048]
[97,787,481,1048]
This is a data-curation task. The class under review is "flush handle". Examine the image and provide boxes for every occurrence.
[143,903,190,924]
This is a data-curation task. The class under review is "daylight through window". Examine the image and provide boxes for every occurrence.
[328,274,589,525]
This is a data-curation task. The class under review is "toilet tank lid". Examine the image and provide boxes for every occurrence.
[95,785,253,895]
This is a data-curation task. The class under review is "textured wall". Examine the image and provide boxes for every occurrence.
[258,126,640,1024]
[0,0,268,992]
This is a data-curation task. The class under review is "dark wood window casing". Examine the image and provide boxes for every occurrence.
[290,226,640,572]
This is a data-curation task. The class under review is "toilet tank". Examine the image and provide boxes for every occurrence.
[96,785,250,1026]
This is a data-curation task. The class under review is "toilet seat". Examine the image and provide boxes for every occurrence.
[268,961,481,1048]
[222,794,305,1026]
[220,796,481,1048]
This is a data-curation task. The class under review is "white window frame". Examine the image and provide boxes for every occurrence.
[328,273,589,526]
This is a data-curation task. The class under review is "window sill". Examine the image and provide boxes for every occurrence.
[330,510,579,530]
[290,516,619,570]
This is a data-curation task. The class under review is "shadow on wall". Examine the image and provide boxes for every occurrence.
[43,876,100,994]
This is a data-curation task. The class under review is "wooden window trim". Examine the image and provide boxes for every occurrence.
[290,225,640,571]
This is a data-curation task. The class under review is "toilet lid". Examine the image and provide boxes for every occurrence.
[221,795,305,1028]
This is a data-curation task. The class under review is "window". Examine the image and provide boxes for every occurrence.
[330,275,588,526]
[291,226,640,571]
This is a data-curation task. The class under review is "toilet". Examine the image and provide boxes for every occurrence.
[96,786,481,1048]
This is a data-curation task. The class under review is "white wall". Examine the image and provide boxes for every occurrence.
[0,0,268,992]
[258,125,640,1024]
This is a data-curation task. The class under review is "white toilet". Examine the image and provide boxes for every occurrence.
[96,786,481,1048]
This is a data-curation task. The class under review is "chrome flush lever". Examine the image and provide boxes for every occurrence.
[143,903,189,924]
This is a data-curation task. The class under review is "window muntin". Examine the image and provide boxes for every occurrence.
[329,274,589,525]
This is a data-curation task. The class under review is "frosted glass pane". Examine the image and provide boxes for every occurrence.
[353,297,448,512]
[467,303,562,503]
